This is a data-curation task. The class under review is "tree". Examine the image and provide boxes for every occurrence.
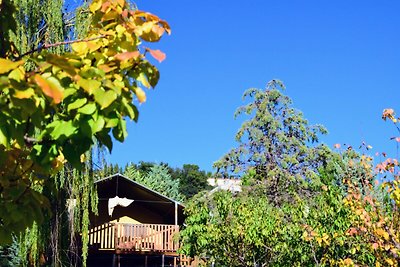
[124,163,185,202]
[0,0,169,257]
[214,80,330,204]
[180,190,280,267]
[171,164,211,199]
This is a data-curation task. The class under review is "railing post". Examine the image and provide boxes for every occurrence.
[113,223,118,250]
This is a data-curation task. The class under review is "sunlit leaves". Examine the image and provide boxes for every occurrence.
[0,0,169,244]
[33,74,64,104]
[0,59,23,74]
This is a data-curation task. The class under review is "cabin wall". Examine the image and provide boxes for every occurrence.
[92,200,166,226]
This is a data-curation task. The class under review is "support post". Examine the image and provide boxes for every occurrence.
[145,255,148,267]
[162,254,165,267]
[174,202,178,225]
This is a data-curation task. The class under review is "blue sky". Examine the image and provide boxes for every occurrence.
[105,0,400,171]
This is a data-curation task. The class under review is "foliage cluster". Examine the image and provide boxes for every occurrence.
[0,0,169,265]
[180,83,400,267]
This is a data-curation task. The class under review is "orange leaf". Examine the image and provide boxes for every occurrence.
[33,74,63,104]
[382,108,395,121]
[149,49,166,63]
[114,51,140,61]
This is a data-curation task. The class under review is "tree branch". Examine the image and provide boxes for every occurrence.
[17,35,106,59]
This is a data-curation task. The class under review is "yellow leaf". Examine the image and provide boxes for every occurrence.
[135,87,146,103]
[71,42,88,55]
[115,24,126,36]
[137,73,150,88]
[89,0,102,13]
[77,78,101,94]
[14,88,35,99]
[0,59,24,74]
[8,67,25,81]
[385,258,394,266]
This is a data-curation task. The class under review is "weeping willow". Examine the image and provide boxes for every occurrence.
[7,1,101,266]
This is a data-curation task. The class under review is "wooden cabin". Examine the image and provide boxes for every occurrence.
[87,173,197,267]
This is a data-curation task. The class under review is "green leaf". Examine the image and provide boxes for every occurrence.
[77,78,101,94]
[0,125,9,147]
[96,131,113,152]
[93,89,117,109]
[50,120,77,139]
[78,103,97,115]
[92,116,105,133]
[67,98,87,112]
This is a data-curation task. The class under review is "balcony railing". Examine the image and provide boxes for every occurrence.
[88,223,179,252]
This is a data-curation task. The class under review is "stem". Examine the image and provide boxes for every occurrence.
[17,35,106,59]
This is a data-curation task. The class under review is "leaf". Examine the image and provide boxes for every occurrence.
[71,42,88,55]
[46,54,77,76]
[67,98,87,112]
[0,126,8,147]
[77,103,97,115]
[114,51,140,61]
[148,49,166,63]
[50,120,77,139]
[33,74,64,104]
[135,87,146,103]
[14,88,35,99]
[89,0,102,13]
[98,64,117,73]
[0,59,23,74]
[137,73,150,88]
[77,78,101,94]
[92,116,105,133]
[8,67,25,81]
[93,89,117,109]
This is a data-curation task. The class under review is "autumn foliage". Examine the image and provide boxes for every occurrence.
[0,0,169,242]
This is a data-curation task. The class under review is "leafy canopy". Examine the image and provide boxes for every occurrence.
[0,0,169,243]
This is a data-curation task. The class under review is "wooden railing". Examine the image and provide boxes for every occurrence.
[88,223,179,252]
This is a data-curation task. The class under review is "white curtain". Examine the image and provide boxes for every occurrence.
[108,196,134,216]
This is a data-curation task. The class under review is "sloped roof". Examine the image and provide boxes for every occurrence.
[94,173,185,225]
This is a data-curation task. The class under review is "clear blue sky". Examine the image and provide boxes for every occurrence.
[103,0,400,171]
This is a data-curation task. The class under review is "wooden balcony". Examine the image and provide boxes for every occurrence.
[88,223,180,253]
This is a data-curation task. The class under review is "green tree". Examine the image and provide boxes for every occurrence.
[214,80,329,205]
[171,164,211,199]
[124,163,185,202]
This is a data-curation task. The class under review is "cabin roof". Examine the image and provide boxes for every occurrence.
[94,173,185,225]
[96,173,184,206]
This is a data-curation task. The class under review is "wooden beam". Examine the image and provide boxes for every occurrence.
[174,202,178,225]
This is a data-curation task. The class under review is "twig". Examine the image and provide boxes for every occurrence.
[17,35,106,59]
